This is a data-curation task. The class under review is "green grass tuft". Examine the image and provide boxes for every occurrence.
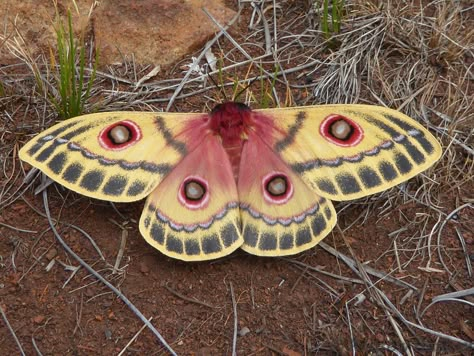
[320,0,345,39]
[51,9,98,119]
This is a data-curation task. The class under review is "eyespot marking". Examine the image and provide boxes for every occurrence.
[178,176,209,210]
[263,173,293,204]
[320,114,364,147]
[99,120,142,150]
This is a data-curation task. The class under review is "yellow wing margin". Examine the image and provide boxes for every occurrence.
[257,105,442,201]
[19,111,204,202]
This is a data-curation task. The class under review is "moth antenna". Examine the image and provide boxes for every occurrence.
[207,71,228,102]
[234,76,259,102]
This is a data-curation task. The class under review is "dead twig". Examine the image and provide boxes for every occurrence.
[0,304,26,356]
[230,281,237,356]
[113,228,128,274]
[319,242,417,291]
[118,317,153,356]
[164,284,216,309]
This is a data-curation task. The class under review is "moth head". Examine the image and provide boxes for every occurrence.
[209,102,252,142]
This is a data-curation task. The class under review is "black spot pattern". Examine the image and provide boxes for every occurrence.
[401,141,425,164]
[61,125,95,140]
[379,161,398,181]
[221,224,238,247]
[80,170,105,191]
[317,179,338,195]
[103,175,128,196]
[166,235,183,253]
[41,121,79,139]
[27,143,45,157]
[358,166,382,188]
[243,225,258,247]
[62,163,84,183]
[414,135,435,154]
[336,173,361,194]
[185,240,200,255]
[295,227,312,247]
[324,206,332,220]
[394,152,413,174]
[202,235,222,254]
[127,181,146,197]
[311,215,327,236]
[36,141,61,162]
[150,223,165,244]
[365,116,401,137]
[279,234,294,250]
[259,233,277,251]
[143,216,151,228]
[47,152,67,174]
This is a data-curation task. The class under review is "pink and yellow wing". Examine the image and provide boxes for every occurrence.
[238,132,336,256]
[255,104,442,201]
[19,111,204,202]
[139,134,243,261]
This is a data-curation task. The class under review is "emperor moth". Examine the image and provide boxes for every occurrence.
[19,102,442,261]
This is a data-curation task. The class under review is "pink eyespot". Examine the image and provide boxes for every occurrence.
[320,114,364,147]
[178,176,210,210]
[263,173,293,204]
[99,120,142,150]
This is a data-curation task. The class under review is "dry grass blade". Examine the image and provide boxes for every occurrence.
[319,242,417,291]
[230,281,238,356]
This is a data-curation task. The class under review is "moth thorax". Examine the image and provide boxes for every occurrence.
[330,119,352,140]
[109,125,131,144]
[209,102,251,143]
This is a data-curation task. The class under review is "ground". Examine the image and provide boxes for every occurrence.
[0,1,473,355]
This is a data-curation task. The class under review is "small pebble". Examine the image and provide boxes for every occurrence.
[105,329,112,340]
[140,262,150,274]
[45,248,57,261]
[85,288,95,297]
[32,315,45,324]
[238,326,250,337]
[375,333,385,342]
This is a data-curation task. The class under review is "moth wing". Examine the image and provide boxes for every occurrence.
[255,105,442,201]
[140,134,243,261]
[238,132,336,257]
[19,111,204,202]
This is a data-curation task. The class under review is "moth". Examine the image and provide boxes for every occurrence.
[19,102,442,261]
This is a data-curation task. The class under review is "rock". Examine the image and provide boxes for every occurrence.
[238,326,250,336]
[32,315,45,324]
[139,262,150,274]
[282,346,301,356]
[0,0,236,67]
